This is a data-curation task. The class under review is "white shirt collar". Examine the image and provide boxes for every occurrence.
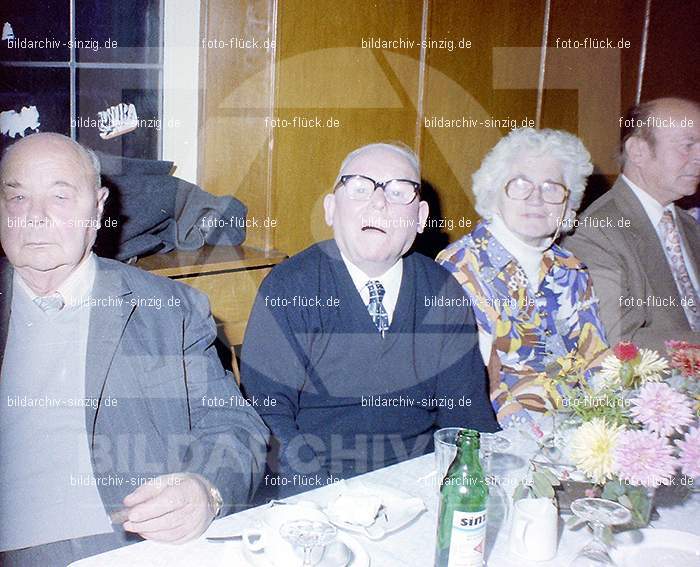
[488,214,548,290]
[622,174,675,228]
[339,251,403,323]
[15,253,97,309]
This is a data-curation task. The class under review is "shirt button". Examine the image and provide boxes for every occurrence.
[545,329,552,336]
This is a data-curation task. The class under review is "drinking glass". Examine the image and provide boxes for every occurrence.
[480,432,511,473]
[481,432,512,526]
[279,519,337,566]
[569,498,631,566]
[434,427,467,482]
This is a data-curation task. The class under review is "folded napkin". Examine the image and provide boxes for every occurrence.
[325,479,425,538]
[327,493,383,527]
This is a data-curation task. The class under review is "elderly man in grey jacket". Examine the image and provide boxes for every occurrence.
[0,133,269,566]
[564,97,700,351]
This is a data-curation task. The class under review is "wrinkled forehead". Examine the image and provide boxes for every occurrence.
[340,147,419,182]
[649,102,700,139]
[1,138,95,189]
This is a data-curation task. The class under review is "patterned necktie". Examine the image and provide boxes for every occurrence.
[33,292,65,313]
[366,280,389,337]
[659,210,700,331]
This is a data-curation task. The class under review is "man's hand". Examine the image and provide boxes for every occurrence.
[122,473,219,544]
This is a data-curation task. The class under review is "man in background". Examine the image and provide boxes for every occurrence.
[565,97,700,351]
[0,133,269,565]
[241,142,497,498]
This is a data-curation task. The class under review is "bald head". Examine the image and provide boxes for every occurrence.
[0,132,109,294]
[1,133,102,191]
[621,97,700,165]
[620,97,700,205]
[335,142,420,186]
[323,142,428,277]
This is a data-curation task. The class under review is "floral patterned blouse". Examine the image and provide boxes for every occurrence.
[437,221,609,427]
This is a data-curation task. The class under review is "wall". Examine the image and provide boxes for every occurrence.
[197,0,699,256]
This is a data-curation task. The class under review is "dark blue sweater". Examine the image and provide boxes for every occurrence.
[241,240,497,496]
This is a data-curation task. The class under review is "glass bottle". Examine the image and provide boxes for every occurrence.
[434,429,488,567]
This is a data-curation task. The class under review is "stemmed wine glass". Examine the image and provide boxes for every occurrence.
[540,409,577,463]
[569,498,631,566]
[279,519,337,566]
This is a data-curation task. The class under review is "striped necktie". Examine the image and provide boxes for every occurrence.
[366,280,389,337]
[33,292,65,313]
[659,210,700,331]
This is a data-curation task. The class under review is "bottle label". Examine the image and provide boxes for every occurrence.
[447,510,487,567]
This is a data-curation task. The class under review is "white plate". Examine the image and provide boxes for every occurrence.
[324,480,426,540]
[610,529,700,566]
[242,532,370,567]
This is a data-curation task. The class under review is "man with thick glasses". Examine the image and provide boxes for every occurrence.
[242,142,498,498]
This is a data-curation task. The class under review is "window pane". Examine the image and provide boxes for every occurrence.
[0,66,70,153]
[0,0,69,62]
[75,0,162,64]
[75,67,160,159]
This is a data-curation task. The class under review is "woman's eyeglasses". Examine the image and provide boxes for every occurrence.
[505,177,569,204]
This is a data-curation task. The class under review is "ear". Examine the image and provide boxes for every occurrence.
[416,200,430,234]
[323,193,336,227]
[624,136,651,166]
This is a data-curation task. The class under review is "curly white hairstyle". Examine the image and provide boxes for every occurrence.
[472,128,593,227]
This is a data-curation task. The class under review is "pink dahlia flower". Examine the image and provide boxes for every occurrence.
[676,426,700,479]
[614,429,676,487]
[629,382,695,436]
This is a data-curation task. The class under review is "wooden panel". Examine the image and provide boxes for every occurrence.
[138,245,287,346]
[419,0,544,257]
[270,0,424,256]
[541,0,646,178]
[198,0,277,250]
[642,0,700,101]
[176,268,272,345]
[136,244,286,277]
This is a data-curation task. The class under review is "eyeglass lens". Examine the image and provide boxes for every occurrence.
[506,178,567,204]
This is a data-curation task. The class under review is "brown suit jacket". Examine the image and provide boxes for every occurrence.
[563,177,700,352]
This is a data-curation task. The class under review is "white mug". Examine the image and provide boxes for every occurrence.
[242,501,328,566]
[509,497,558,561]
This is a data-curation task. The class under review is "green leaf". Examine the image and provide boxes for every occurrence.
[513,483,528,501]
[539,467,561,487]
[618,494,633,509]
[532,472,555,499]
[602,480,625,500]
[625,486,652,526]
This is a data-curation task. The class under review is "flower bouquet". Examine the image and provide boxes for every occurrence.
[514,341,700,527]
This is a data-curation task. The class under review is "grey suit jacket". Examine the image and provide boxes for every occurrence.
[0,256,269,522]
[563,177,700,351]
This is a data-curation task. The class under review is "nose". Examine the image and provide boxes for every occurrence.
[691,144,700,162]
[368,186,388,210]
[26,198,49,226]
[526,185,545,205]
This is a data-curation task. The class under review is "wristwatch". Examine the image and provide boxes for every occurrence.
[207,485,224,517]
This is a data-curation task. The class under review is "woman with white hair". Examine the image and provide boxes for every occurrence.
[437,128,608,427]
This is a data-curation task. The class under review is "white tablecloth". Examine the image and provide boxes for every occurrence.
[71,446,700,567]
